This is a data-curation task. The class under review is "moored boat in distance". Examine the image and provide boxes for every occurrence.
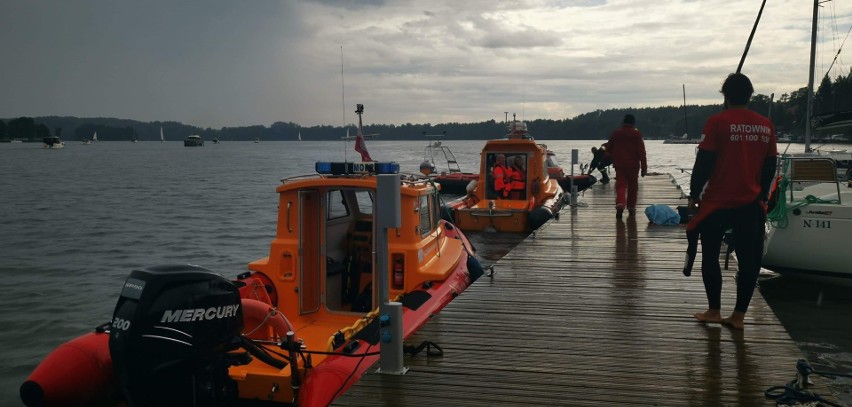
[443,117,566,233]
[42,136,64,149]
[419,134,478,195]
[184,134,204,147]
[20,104,483,407]
[546,150,597,193]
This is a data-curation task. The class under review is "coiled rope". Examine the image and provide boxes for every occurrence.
[765,359,851,407]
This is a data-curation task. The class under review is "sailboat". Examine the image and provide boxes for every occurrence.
[761,0,852,286]
[160,127,165,143]
[92,132,98,142]
[298,131,302,141]
[664,84,698,144]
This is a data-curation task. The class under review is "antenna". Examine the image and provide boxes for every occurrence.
[341,45,347,161]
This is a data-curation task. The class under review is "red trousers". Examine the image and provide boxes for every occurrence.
[614,166,640,209]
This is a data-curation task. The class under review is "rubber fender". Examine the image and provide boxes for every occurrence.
[528,206,554,230]
[20,332,118,407]
[467,255,484,282]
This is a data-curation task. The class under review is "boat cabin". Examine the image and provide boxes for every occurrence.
[247,161,464,319]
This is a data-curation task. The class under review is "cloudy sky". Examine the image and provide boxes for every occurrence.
[2,0,851,128]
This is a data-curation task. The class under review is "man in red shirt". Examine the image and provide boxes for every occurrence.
[605,114,647,218]
[688,73,777,330]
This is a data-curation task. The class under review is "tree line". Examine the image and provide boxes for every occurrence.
[3,69,851,142]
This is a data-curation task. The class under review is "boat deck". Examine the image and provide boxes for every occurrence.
[334,174,835,406]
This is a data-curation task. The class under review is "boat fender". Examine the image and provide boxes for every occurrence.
[241,298,294,342]
[299,362,362,407]
[528,206,554,230]
[20,331,118,407]
[467,255,484,282]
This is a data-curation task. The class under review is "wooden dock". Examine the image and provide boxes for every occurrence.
[334,174,834,406]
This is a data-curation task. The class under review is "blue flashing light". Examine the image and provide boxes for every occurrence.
[315,162,333,174]
[375,162,400,174]
[314,161,399,175]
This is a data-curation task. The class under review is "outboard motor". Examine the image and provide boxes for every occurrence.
[109,265,244,407]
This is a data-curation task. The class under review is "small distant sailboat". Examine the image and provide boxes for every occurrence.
[92,132,98,142]
[298,132,302,141]
[160,127,165,143]
[664,84,698,144]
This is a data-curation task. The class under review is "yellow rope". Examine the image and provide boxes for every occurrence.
[325,294,403,352]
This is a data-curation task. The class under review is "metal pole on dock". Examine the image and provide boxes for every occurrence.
[570,149,579,207]
[375,174,408,375]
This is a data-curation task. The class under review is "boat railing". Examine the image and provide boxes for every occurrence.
[280,173,328,183]
[784,156,842,203]
[423,143,462,174]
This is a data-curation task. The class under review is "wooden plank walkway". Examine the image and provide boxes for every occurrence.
[335,174,835,406]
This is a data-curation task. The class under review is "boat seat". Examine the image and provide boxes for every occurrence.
[788,158,841,202]
[790,158,837,182]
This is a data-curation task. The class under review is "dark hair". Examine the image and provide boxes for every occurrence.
[721,73,754,105]
[623,114,635,125]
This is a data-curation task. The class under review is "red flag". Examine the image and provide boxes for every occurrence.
[354,134,373,162]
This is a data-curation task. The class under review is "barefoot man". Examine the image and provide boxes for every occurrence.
[687,73,777,330]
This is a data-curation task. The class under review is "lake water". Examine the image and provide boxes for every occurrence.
[1,139,850,405]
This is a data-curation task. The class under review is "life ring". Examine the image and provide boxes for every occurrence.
[241,298,294,342]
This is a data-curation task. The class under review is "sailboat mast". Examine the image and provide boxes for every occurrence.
[805,0,819,153]
[682,84,688,138]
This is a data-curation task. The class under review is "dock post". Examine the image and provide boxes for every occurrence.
[376,174,407,374]
[376,302,408,375]
[570,149,579,207]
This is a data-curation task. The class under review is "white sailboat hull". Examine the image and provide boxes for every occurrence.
[763,185,852,286]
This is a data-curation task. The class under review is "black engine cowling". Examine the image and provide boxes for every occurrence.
[109,265,244,406]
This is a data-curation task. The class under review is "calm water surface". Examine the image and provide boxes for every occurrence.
[1,139,850,405]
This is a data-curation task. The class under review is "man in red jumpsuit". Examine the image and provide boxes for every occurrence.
[687,73,777,330]
[605,114,647,218]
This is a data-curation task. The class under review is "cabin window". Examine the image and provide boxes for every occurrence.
[327,190,349,220]
[354,190,374,215]
[419,194,432,237]
[431,192,441,230]
[484,152,502,199]
[546,153,560,169]
[507,153,528,200]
